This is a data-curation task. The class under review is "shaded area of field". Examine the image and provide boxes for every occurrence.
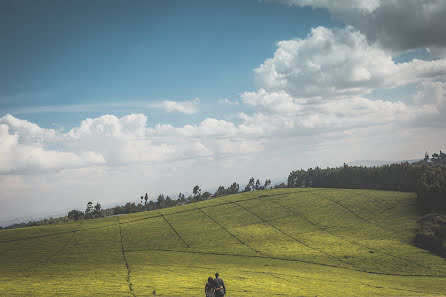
[1,188,446,296]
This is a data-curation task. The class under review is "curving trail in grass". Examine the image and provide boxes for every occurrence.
[1,188,446,296]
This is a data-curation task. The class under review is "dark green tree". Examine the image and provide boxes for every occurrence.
[255,179,261,190]
[244,177,255,191]
[178,193,186,205]
[94,203,101,212]
[148,200,156,210]
[193,185,202,200]
[424,152,430,163]
[215,185,226,197]
[84,202,94,219]
[229,182,239,194]
[68,210,84,221]
[165,195,172,207]
[202,191,211,200]
[157,194,165,209]
[264,179,271,189]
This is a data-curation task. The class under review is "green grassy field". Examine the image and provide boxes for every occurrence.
[1,188,446,296]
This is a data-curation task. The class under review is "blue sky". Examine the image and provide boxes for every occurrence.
[1,0,446,223]
[0,0,338,128]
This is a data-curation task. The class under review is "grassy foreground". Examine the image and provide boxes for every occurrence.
[1,188,446,296]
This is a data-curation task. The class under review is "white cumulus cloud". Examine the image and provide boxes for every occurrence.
[0,122,104,174]
[254,26,446,99]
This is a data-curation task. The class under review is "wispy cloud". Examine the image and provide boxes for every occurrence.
[218,98,239,105]
[5,102,149,115]
[149,98,200,114]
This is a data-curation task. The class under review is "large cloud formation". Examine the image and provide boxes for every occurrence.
[274,0,446,55]
[0,112,266,175]
[254,26,446,98]
[247,25,444,132]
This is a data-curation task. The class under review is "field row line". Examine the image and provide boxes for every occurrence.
[12,221,83,277]
[196,208,260,253]
[359,280,429,296]
[156,210,190,248]
[0,229,79,244]
[38,221,81,266]
[118,217,137,297]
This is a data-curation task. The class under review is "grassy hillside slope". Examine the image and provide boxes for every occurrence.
[1,188,446,296]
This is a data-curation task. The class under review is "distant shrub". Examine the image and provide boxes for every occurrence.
[68,210,84,221]
[274,182,287,189]
[415,213,446,256]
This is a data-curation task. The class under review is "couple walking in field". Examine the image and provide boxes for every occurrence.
[205,273,226,297]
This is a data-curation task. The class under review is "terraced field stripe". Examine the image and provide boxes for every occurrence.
[314,191,399,235]
[37,221,82,266]
[195,208,261,253]
[256,188,331,200]
[124,247,446,277]
[156,210,190,248]
[125,247,351,271]
[231,201,357,269]
[0,228,80,244]
[263,196,437,273]
[350,191,396,216]
[358,280,429,295]
[353,191,394,210]
[317,192,441,273]
[11,222,82,276]
[118,217,137,297]
[301,192,435,272]
[0,221,120,245]
[255,268,427,295]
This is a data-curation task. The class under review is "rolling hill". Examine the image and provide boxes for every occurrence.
[1,188,446,296]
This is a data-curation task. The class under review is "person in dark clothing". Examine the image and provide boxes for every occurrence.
[205,277,217,297]
[214,273,225,297]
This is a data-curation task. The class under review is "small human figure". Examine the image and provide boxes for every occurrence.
[214,273,225,297]
[205,276,217,297]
